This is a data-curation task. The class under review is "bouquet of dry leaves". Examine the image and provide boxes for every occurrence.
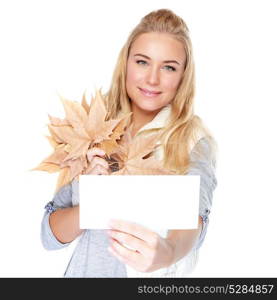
[33,89,175,192]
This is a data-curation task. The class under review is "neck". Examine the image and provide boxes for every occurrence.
[130,102,161,133]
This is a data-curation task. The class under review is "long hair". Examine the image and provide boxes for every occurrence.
[105,8,217,174]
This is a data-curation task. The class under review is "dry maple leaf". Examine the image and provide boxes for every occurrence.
[33,89,131,192]
[111,127,176,175]
[97,111,132,156]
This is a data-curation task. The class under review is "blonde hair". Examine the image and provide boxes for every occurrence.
[105,8,217,174]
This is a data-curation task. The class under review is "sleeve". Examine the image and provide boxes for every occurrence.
[187,137,218,250]
[40,180,77,250]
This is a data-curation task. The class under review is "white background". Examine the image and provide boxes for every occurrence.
[0,0,276,277]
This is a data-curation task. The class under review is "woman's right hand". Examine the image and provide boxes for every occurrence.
[84,147,111,175]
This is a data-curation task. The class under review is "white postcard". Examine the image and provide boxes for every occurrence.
[79,175,200,231]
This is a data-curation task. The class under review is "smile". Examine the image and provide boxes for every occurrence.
[138,88,162,98]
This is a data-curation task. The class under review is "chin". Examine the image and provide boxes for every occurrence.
[135,102,163,113]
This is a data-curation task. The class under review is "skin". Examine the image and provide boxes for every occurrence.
[107,218,203,272]
[126,32,186,137]
[108,33,203,271]
[50,32,203,273]
[49,148,108,243]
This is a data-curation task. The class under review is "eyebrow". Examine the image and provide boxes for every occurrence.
[134,53,181,65]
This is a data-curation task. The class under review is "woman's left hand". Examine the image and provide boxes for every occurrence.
[107,219,175,273]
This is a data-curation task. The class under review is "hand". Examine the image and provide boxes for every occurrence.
[107,219,175,273]
[83,147,111,175]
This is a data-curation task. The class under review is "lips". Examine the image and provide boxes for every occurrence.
[139,88,162,97]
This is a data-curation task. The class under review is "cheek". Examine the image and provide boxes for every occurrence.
[126,65,144,86]
[163,77,181,93]
[164,82,178,93]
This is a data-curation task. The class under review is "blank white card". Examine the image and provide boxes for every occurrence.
[79,175,200,231]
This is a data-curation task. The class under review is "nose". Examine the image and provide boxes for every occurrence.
[146,66,160,86]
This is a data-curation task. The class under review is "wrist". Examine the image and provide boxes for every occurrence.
[165,237,177,267]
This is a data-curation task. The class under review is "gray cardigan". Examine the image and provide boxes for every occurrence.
[40,137,217,277]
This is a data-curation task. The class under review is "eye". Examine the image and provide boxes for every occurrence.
[164,65,176,72]
[136,60,148,65]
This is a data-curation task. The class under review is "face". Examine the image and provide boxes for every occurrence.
[126,32,186,116]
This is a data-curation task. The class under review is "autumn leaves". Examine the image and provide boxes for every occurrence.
[33,90,174,192]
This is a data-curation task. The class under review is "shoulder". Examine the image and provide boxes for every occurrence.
[190,136,217,169]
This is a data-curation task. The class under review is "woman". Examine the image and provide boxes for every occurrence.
[41,8,217,277]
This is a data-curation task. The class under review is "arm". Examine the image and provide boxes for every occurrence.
[41,148,111,250]
[49,205,83,244]
[107,138,217,272]
[167,137,218,264]
[166,216,203,264]
[41,179,83,250]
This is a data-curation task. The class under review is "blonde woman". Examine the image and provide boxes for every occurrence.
[41,8,217,277]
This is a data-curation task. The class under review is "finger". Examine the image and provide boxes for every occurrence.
[87,147,106,162]
[89,164,110,175]
[109,238,140,263]
[84,165,110,175]
[108,243,145,272]
[90,156,109,170]
[108,219,157,246]
[107,245,126,264]
[108,230,149,256]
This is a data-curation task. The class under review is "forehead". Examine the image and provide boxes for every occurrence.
[130,32,185,61]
